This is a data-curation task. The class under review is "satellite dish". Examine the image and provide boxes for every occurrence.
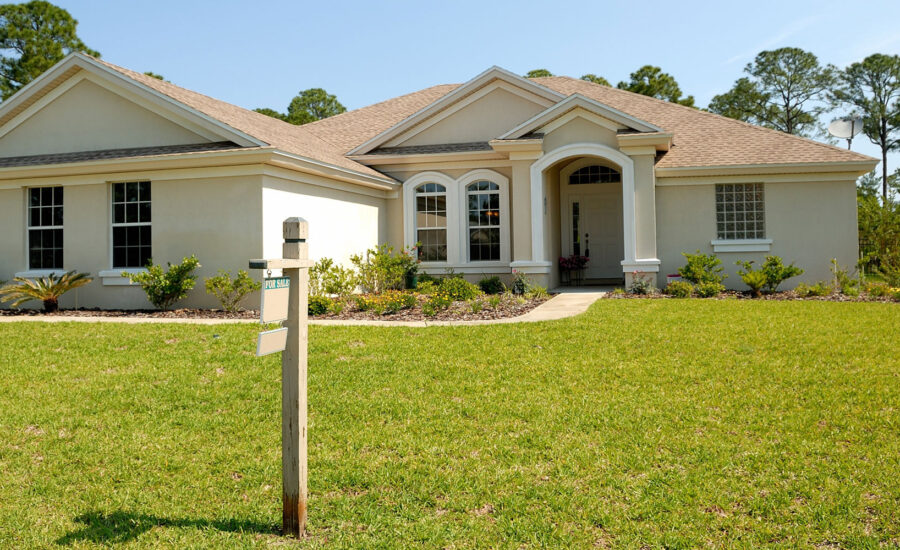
[828,116,863,149]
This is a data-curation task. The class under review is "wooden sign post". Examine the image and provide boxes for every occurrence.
[249,217,311,538]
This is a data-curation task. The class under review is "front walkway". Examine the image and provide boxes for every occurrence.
[0,288,610,326]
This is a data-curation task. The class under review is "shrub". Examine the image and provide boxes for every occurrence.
[526,286,549,299]
[678,251,726,285]
[760,256,803,292]
[354,291,416,315]
[124,256,200,310]
[611,288,626,296]
[865,281,891,297]
[892,289,900,302]
[424,290,453,316]
[511,270,530,295]
[478,276,505,295]
[350,244,414,294]
[417,273,438,285]
[830,258,860,296]
[204,269,261,312]
[795,282,831,297]
[310,258,356,297]
[439,277,481,301]
[469,299,483,313]
[328,299,345,314]
[0,271,93,312]
[308,295,330,315]
[416,280,437,295]
[663,280,693,298]
[628,271,654,295]
[695,281,725,298]
[735,261,768,297]
[487,295,502,309]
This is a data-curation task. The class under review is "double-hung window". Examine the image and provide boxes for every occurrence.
[466,180,501,262]
[715,183,765,240]
[112,181,152,268]
[27,187,63,270]
[415,183,447,261]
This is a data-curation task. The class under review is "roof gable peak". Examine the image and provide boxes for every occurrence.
[347,65,565,155]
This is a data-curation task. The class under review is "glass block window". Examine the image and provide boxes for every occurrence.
[415,183,447,261]
[715,183,765,240]
[569,165,620,185]
[27,186,63,269]
[467,180,500,261]
[112,181,152,268]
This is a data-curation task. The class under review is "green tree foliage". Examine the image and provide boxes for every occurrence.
[709,47,836,137]
[525,69,553,78]
[858,175,900,285]
[254,88,346,125]
[580,73,610,86]
[616,65,695,107]
[204,269,261,312]
[832,54,900,199]
[143,71,166,81]
[0,0,98,99]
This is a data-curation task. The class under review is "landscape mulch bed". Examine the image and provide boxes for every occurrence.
[0,295,551,321]
[606,290,899,303]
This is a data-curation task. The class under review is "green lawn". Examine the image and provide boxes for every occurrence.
[1,300,899,549]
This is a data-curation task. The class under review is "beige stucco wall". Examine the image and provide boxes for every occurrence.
[0,187,25,282]
[1,175,263,310]
[390,87,546,147]
[0,79,210,157]
[542,115,620,152]
[262,174,387,269]
[656,180,859,289]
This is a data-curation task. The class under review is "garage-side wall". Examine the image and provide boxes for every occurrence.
[656,179,859,289]
[1,174,263,310]
[262,175,387,270]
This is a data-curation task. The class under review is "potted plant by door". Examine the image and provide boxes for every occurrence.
[558,255,589,286]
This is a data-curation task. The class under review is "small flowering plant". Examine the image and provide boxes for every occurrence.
[558,255,590,271]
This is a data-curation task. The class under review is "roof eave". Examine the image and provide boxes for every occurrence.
[655,160,879,178]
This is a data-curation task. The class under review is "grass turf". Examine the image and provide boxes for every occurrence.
[0,299,898,548]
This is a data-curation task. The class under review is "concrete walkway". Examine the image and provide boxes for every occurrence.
[0,288,609,327]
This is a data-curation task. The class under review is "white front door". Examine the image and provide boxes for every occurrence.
[567,185,623,279]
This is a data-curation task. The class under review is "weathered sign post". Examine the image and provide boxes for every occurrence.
[249,217,311,538]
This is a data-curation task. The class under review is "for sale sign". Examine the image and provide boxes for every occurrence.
[260,276,290,323]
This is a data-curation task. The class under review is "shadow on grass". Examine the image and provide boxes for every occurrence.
[56,510,279,545]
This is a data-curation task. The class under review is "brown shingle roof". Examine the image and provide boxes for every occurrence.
[0,141,244,168]
[302,76,875,169]
[91,57,390,180]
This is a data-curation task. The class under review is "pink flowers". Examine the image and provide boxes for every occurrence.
[558,255,590,270]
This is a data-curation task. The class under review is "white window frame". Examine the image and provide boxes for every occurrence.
[100,180,152,285]
[413,181,450,263]
[711,182,771,253]
[19,186,64,277]
[458,170,510,265]
[403,169,510,270]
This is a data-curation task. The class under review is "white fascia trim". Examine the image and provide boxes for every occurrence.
[711,239,773,253]
[268,150,398,190]
[655,160,878,178]
[621,259,661,273]
[498,94,663,139]
[347,65,565,155]
[99,268,146,286]
[530,142,637,267]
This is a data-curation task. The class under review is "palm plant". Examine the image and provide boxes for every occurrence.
[0,271,93,312]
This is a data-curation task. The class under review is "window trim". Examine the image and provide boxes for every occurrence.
[110,180,152,270]
[402,169,510,268]
[25,186,64,271]
[457,170,510,265]
[714,182,766,241]
[413,181,449,263]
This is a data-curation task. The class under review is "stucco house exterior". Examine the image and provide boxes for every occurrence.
[0,53,878,309]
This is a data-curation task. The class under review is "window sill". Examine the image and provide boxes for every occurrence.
[14,269,66,279]
[98,268,147,286]
[711,239,772,253]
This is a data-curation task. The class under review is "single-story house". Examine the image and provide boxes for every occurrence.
[0,53,877,309]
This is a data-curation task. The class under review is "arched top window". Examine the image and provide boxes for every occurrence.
[414,182,447,261]
[416,182,446,194]
[569,165,620,185]
[466,180,501,261]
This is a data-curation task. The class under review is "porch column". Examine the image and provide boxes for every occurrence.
[510,158,535,263]
[490,139,545,270]
[620,146,660,286]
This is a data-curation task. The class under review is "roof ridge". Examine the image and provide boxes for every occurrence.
[536,75,875,162]
[305,83,459,128]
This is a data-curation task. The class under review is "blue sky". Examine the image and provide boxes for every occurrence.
[54,0,900,166]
